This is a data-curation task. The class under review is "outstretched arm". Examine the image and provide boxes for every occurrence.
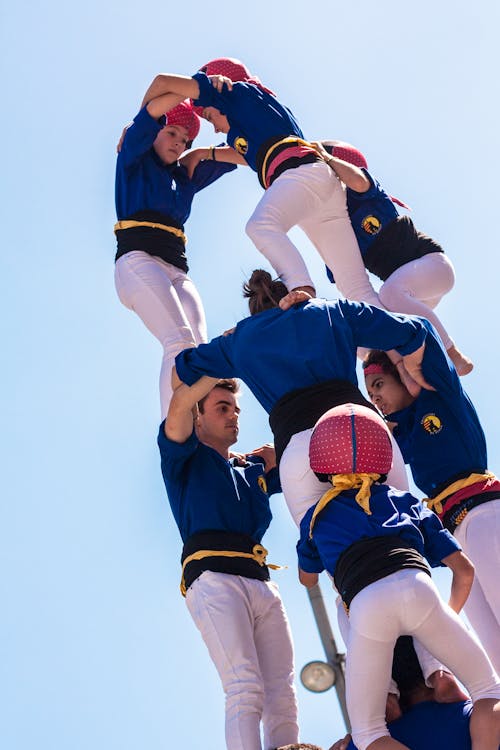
[141,74,200,109]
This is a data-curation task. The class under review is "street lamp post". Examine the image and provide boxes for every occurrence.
[301,581,351,732]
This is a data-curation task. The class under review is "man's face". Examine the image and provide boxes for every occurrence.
[202,106,230,134]
[365,371,413,416]
[196,388,240,448]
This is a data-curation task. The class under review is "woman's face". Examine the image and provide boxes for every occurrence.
[153,124,190,164]
[202,106,230,134]
[365,370,414,416]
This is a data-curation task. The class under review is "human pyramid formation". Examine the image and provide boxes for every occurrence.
[114,58,500,750]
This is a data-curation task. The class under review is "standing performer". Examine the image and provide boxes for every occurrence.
[173,268,435,529]
[159,376,299,750]
[139,59,382,306]
[114,77,240,416]
[298,403,500,750]
[363,331,500,672]
[313,141,472,375]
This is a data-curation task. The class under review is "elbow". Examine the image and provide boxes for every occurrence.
[352,175,370,193]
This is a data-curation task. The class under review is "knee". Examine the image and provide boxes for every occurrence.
[378,282,407,311]
[245,205,282,244]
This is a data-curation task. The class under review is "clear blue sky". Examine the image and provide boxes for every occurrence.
[1,1,498,748]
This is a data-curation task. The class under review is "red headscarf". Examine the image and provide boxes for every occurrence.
[164,100,200,142]
[331,141,368,169]
[197,57,275,97]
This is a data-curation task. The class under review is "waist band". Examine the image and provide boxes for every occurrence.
[257,136,320,189]
[180,530,282,597]
[425,471,500,532]
[334,536,430,609]
[269,379,375,465]
[114,220,187,244]
[114,211,188,270]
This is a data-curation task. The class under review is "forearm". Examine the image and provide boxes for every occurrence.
[325,155,370,192]
[165,375,219,442]
[141,74,200,108]
[443,551,475,613]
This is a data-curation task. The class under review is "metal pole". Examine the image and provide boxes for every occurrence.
[306,582,351,732]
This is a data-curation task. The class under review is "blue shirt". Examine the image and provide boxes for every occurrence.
[296,484,460,576]
[192,72,304,172]
[115,106,236,223]
[326,170,398,283]
[389,326,487,497]
[175,300,428,414]
[347,700,473,750]
[158,425,281,543]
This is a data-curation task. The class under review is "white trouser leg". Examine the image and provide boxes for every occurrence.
[279,429,328,527]
[455,500,500,672]
[246,162,380,307]
[346,569,500,750]
[185,572,299,750]
[114,251,207,418]
[386,433,409,491]
[378,253,455,349]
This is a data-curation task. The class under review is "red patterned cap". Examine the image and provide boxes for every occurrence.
[165,100,200,142]
[332,141,368,169]
[309,403,392,475]
[197,57,275,96]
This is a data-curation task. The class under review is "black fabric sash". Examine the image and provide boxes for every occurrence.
[333,535,430,608]
[269,379,375,465]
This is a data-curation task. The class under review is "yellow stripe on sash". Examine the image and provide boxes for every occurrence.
[260,137,316,188]
[180,543,283,597]
[425,472,495,515]
[114,220,187,244]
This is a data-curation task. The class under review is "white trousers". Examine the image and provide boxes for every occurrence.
[346,569,500,750]
[455,500,500,673]
[378,252,455,350]
[246,161,381,306]
[185,572,299,750]
[114,251,207,418]
[279,428,409,528]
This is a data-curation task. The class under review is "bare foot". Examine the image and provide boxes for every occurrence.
[428,669,469,703]
[446,345,474,376]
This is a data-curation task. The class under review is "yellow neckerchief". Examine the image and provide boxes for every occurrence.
[309,473,381,539]
[425,471,495,515]
[114,220,187,244]
[179,543,283,597]
[260,137,316,188]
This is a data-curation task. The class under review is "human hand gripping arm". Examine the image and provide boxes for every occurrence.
[311,141,370,193]
[442,550,474,613]
[246,443,276,473]
[164,373,220,443]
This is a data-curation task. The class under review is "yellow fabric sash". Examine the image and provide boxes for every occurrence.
[180,543,283,597]
[425,471,495,515]
[260,137,316,188]
[114,220,187,244]
[309,473,381,538]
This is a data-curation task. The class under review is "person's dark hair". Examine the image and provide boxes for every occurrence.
[392,636,426,711]
[243,269,288,315]
[197,379,239,413]
[363,350,402,384]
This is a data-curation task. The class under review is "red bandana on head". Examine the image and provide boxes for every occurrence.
[164,100,200,142]
[192,57,276,116]
[331,141,368,169]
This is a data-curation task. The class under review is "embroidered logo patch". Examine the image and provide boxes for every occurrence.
[234,136,248,155]
[421,413,442,434]
[258,475,268,493]
[361,215,382,235]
